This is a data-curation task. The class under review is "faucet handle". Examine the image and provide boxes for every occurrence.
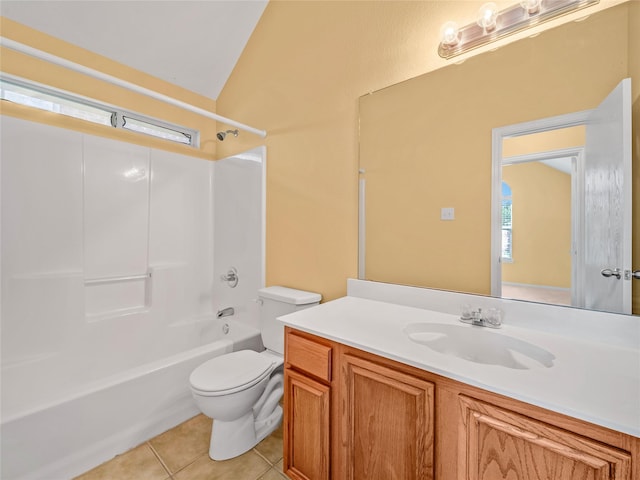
[484,308,503,328]
[220,267,239,288]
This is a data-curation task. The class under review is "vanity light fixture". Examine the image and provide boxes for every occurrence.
[520,0,542,15]
[477,3,499,32]
[440,21,461,47]
[438,0,599,59]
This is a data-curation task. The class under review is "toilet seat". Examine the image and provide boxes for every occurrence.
[190,350,276,397]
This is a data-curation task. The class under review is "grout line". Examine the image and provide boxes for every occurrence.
[147,441,173,477]
[252,447,276,467]
[269,466,290,480]
[255,463,275,480]
[171,451,211,477]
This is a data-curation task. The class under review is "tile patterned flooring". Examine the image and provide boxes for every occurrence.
[74,414,288,480]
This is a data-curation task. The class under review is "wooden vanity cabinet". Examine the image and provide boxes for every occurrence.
[284,328,638,480]
[458,395,632,480]
[284,369,330,480]
[340,353,435,480]
[284,329,333,480]
[284,328,435,480]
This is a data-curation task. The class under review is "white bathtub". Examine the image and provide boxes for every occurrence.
[0,317,262,480]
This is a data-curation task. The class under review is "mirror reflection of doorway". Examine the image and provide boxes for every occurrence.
[492,78,632,314]
[500,133,584,307]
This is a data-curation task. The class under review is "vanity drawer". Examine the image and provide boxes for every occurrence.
[286,329,332,382]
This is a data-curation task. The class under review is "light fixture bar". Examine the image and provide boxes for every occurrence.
[438,0,599,59]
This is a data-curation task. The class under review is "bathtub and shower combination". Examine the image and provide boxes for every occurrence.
[2,315,261,480]
[1,117,267,479]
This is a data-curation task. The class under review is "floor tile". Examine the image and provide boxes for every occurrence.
[73,444,169,480]
[174,450,271,480]
[258,467,288,480]
[254,424,283,465]
[149,414,212,473]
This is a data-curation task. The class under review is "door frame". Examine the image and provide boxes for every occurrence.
[501,147,585,306]
[491,110,591,299]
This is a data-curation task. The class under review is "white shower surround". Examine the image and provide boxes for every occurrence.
[0,116,266,479]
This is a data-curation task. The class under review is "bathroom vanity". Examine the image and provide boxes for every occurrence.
[280,280,640,480]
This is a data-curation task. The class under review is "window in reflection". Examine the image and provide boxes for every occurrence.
[501,182,513,262]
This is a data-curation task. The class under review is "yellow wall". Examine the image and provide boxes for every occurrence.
[502,162,572,288]
[215,1,626,301]
[0,18,218,159]
[358,3,638,304]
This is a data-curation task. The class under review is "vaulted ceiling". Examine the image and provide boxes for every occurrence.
[1,1,268,100]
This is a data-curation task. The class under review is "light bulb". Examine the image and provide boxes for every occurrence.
[440,21,460,46]
[477,2,499,31]
[520,0,541,15]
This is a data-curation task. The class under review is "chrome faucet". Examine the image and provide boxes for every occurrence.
[217,307,235,318]
[470,308,483,325]
[220,267,239,288]
[460,307,503,328]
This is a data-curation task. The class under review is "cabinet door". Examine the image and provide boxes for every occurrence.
[458,395,632,480]
[284,368,330,480]
[341,354,435,480]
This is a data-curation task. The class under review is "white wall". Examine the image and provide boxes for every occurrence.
[0,116,265,396]
[212,147,266,331]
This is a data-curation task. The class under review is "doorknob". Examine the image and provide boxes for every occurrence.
[630,270,640,280]
[600,268,622,279]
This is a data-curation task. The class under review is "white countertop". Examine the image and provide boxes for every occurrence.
[279,296,640,438]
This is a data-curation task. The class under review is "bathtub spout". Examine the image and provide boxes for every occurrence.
[217,307,235,318]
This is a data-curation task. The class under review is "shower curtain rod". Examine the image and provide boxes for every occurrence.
[0,37,267,139]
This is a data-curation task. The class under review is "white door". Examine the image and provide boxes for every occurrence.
[583,78,632,314]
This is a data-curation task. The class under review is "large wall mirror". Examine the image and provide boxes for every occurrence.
[359,1,639,315]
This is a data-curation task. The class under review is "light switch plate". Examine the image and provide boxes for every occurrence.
[441,207,455,220]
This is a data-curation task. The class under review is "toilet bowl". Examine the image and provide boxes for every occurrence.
[189,286,321,460]
[190,349,284,460]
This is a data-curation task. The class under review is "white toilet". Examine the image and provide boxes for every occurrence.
[189,286,321,460]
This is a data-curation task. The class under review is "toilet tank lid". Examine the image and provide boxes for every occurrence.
[258,286,321,305]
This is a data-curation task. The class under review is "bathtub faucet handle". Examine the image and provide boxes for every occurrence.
[220,267,239,288]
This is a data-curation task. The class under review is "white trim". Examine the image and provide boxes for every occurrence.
[494,109,591,137]
[502,147,583,165]
[491,126,504,296]
[259,146,267,288]
[622,81,633,313]
[358,174,366,280]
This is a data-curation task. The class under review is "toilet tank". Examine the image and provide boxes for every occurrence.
[258,286,321,354]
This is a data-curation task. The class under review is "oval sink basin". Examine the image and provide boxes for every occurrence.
[403,323,555,370]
